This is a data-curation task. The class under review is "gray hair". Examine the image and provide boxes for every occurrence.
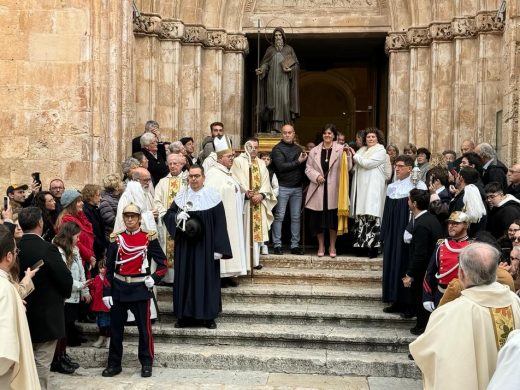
[459,242,499,286]
[478,143,496,160]
[145,120,159,132]
[168,141,184,154]
[140,132,157,148]
[122,157,140,176]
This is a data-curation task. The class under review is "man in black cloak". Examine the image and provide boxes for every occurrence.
[164,165,232,329]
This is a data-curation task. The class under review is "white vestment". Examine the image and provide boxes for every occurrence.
[231,154,276,268]
[154,172,186,283]
[0,270,41,390]
[410,282,520,390]
[488,329,520,390]
[205,163,247,277]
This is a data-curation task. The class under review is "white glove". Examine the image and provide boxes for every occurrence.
[214,252,223,260]
[144,276,155,288]
[423,301,435,312]
[102,296,113,309]
[176,211,190,223]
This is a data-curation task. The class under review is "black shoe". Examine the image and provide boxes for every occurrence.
[291,247,304,255]
[410,326,425,335]
[102,366,122,377]
[227,278,239,287]
[66,339,82,347]
[205,320,217,329]
[62,353,80,369]
[141,365,152,377]
[51,359,76,374]
[273,247,283,255]
[174,319,187,328]
[254,264,263,270]
[400,311,416,319]
[382,303,402,314]
[367,247,379,259]
[220,278,229,288]
[408,353,414,361]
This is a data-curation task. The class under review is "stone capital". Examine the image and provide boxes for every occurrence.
[159,19,184,40]
[182,25,207,45]
[133,13,162,36]
[385,32,409,54]
[407,27,432,47]
[204,29,227,49]
[452,17,477,39]
[476,11,505,34]
[225,34,249,54]
[429,22,452,42]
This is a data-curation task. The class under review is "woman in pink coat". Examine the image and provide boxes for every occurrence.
[304,124,346,257]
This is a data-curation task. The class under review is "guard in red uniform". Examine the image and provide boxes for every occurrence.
[101,203,167,378]
[423,211,471,310]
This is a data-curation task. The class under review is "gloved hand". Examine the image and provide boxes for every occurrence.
[423,301,435,312]
[102,296,113,309]
[176,211,190,223]
[144,276,155,288]
[214,252,223,260]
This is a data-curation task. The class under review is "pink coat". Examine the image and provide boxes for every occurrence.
[304,142,345,211]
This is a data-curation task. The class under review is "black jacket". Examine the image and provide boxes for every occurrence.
[271,141,305,188]
[132,135,167,160]
[487,197,520,239]
[483,159,508,190]
[18,234,73,343]
[507,184,520,200]
[83,202,109,259]
[407,212,443,279]
[142,149,169,186]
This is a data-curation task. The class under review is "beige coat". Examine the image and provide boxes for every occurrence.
[304,142,345,211]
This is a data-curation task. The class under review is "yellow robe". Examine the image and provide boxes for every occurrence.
[410,282,520,390]
[0,270,40,390]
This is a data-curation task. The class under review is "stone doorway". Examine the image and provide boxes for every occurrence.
[244,34,389,145]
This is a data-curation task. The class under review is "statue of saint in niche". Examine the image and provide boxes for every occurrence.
[255,27,300,133]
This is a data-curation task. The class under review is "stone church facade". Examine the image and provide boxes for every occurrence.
[1,0,519,188]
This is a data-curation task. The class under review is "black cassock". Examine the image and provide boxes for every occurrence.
[381,196,412,305]
[164,199,232,321]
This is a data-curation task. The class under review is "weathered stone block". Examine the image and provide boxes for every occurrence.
[0,136,29,158]
[0,34,28,60]
[0,60,18,85]
[29,33,82,62]
[54,9,90,35]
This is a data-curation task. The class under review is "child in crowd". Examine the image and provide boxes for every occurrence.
[89,259,111,348]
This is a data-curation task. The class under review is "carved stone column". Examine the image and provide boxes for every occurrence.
[429,22,454,152]
[385,32,410,149]
[475,11,505,145]
[407,27,432,148]
[452,16,478,149]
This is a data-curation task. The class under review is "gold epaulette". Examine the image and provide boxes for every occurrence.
[146,230,158,240]
[109,230,125,242]
[436,238,445,245]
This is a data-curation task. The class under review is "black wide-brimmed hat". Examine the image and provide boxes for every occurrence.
[183,214,204,242]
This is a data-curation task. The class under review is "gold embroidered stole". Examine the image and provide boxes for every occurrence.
[166,176,181,267]
[490,306,515,350]
[251,160,263,242]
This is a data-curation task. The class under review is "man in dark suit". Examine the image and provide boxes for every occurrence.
[17,207,73,390]
[475,142,508,190]
[402,189,443,335]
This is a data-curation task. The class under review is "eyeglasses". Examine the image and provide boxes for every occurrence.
[511,256,520,261]
[50,187,64,191]
[486,193,502,200]
[509,170,520,174]
[514,237,520,242]
[189,174,202,179]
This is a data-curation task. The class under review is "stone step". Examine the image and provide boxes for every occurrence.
[151,301,413,328]
[259,254,383,271]
[240,267,382,286]
[68,343,421,379]
[77,322,414,353]
[157,284,384,306]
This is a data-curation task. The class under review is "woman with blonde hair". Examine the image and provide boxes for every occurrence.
[99,174,124,238]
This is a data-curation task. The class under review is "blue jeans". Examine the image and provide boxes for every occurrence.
[272,186,302,248]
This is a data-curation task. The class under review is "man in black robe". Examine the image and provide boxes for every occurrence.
[164,165,232,329]
[255,27,299,133]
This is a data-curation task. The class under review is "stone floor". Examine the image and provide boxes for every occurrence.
[49,368,422,389]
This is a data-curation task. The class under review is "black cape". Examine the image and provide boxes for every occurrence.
[164,200,232,320]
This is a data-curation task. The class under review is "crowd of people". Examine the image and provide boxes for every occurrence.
[2,118,520,388]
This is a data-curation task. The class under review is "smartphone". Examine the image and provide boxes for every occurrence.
[32,172,41,186]
[30,259,44,271]
[3,196,7,211]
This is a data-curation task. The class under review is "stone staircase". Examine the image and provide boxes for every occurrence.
[70,253,421,378]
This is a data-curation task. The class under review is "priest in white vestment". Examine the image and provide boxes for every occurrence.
[205,138,247,285]
[231,138,276,269]
[0,226,41,390]
[410,243,520,390]
[154,153,187,283]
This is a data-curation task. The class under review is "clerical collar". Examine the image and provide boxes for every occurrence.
[125,228,141,235]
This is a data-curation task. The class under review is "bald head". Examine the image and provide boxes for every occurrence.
[460,139,475,154]
[132,167,152,189]
[167,153,186,176]
[458,242,499,287]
